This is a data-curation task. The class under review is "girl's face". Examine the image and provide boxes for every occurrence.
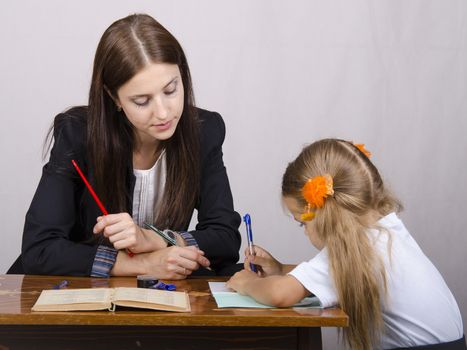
[116,62,184,147]
[283,196,325,250]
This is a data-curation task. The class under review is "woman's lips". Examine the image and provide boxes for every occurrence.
[153,120,172,131]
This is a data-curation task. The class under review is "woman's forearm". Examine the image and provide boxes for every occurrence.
[110,250,147,276]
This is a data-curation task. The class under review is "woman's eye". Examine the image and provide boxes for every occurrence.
[133,98,149,107]
[164,81,178,96]
[164,88,176,96]
[298,222,305,228]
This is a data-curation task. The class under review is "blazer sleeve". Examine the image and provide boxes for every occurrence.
[21,114,99,276]
[189,111,241,271]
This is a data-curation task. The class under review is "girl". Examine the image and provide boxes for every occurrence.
[227,139,464,349]
[8,14,241,278]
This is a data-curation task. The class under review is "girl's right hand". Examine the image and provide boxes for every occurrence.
[245,245,283,277]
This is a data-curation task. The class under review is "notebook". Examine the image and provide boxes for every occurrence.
[208,282,322,308]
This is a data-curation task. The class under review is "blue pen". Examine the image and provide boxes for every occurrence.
[152,281,177,291]
[53,280,69,289]
[243,214,257,272]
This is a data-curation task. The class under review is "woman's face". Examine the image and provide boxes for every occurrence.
[116,62,184,146]
[283,196,325,250]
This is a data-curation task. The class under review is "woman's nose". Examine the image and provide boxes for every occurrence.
[152,98,169,121]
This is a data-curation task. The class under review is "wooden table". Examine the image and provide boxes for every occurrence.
[0,275,348,350]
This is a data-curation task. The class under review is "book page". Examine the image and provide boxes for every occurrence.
[31,288,113,311]
[113,287,189,311]
[35,288,112,305]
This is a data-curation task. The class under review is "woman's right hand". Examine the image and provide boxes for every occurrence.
[142,245,211,279]
[245,245,284,277]
[112,245,210,279]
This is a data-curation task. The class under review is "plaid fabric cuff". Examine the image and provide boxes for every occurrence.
[179,231,198,248]
[91,245,118,278]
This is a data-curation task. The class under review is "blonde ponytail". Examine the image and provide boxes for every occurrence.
[318,201,386,349]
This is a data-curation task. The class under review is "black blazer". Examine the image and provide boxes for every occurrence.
[8,107,241,276]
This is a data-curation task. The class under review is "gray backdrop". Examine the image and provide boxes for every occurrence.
[1,1,466,348]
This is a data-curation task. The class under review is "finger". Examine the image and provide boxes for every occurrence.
[166,249,198,269]
[102,220,133,238]
[180,266,192,276]
[196,255,210,267]
[257,265,265,277]
[243,257,252,271]
[185,246,205,255]
[250,245,269,258]
[166,263,191,279]
[248,254,270,267]
[167,271,187,280]
[183,248,210,267]
[113,238,134,250]
[178,247,204,261]
[93,215,117,234]
[174,255,199,272]
[97,213,131,229]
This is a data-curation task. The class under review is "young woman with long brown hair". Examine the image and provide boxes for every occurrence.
[227,139,464,349]
[8,14,241,278]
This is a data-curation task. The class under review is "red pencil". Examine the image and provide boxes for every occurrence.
[71,159,134,257]
[71,160,108,215]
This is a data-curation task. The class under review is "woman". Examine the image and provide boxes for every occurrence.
[8,14,241,278]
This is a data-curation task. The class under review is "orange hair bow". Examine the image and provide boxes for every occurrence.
[354,143,371,158]
[300,174,334,221]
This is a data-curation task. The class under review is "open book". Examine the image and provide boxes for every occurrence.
[31,287,190,312]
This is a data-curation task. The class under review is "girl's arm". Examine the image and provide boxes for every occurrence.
[227,270,310,307]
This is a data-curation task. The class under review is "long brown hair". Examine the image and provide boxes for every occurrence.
[88,14,200,230]
[282,139,402,350]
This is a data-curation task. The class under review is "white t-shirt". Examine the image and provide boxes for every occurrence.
[289,212,463,348]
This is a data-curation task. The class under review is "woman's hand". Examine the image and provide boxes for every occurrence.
[111,246,211,279]
[245,245,284,277]
[142,245,210,279]
[226,269,259,295]
[93,213,164,253]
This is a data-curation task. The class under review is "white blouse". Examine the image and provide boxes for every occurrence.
[132,150,166,226]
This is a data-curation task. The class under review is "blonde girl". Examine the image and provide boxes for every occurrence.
[227,138,464,350]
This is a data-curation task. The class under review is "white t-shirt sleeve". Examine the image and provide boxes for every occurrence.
[288,248,338,308]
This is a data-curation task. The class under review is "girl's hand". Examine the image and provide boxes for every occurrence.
[226,269,259,295]
[93,213,160,253]
[142,245,211,279]
[245,245,284,277]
